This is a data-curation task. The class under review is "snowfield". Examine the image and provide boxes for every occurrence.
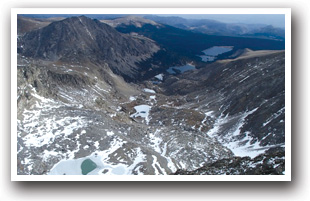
[130,105,152,124]
[206,108,273,158]
[143,88,156,93]
[154,73,164,81]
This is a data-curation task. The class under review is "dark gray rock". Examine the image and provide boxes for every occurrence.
[173,148,285,175]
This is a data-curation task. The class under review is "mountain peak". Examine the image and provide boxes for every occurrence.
[65,15,96,24]
[19,15,160,80]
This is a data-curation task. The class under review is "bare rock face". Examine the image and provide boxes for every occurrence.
[173,147,285,175]
[18,16,160,81]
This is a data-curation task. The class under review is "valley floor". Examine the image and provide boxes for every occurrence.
[16,50,285,176]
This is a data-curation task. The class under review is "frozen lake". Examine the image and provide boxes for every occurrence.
[199,46,234,62]
[48,152,128,175]
[166,64,196,74]
[48,154,104,175]
[48,141,147,175]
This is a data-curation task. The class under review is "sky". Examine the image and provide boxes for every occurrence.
[160,14,285,28]
[21,14,285,29]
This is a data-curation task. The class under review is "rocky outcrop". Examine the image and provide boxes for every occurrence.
[173,148,285,175]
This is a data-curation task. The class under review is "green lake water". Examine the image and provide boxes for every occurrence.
[81,159,97,175]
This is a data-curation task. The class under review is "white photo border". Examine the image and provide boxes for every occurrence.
[11,7,291,181]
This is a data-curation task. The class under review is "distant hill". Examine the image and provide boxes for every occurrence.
[144,15,285,40]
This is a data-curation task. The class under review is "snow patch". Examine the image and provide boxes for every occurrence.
[207,108,268,158]
[130,105,152,124]
[263,107,285,127]
[107,131,114,136]
[239,75,250,83]
[78,17,95,40]
[42,150,60,162]
[129,96,136,101]
[143,88,156,94]
[154,74,164,81]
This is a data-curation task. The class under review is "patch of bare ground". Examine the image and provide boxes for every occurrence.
[220,49,284,62]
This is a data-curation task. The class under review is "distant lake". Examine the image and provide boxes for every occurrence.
[199,46,234,62]
[166,64,196,74]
